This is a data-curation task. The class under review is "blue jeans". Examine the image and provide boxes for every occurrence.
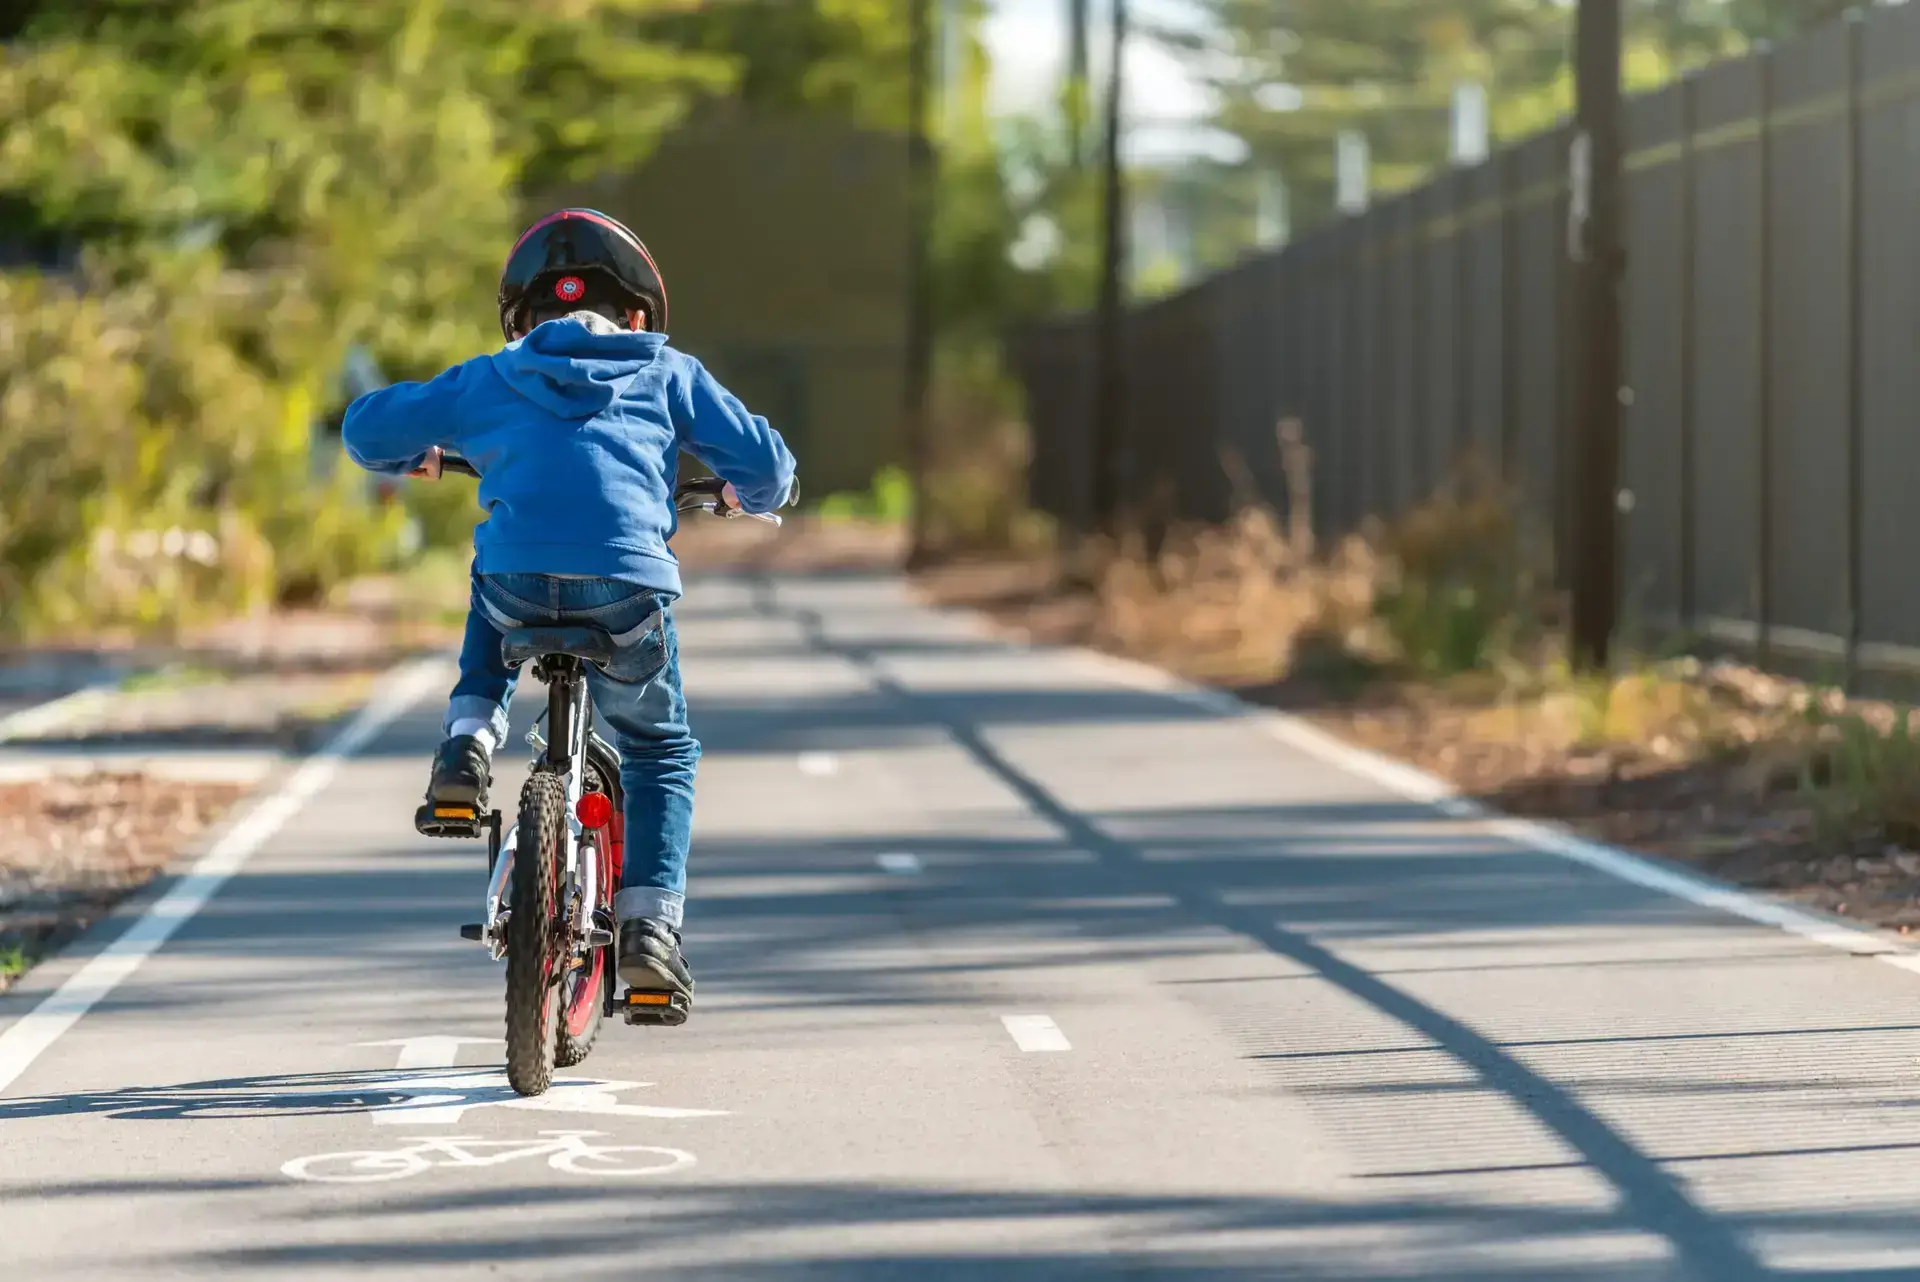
[447,572,699,929]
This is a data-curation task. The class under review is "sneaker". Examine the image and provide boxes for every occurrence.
[426,734,492,811]
[617,917,694,996]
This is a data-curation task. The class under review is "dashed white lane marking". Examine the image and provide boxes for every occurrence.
[797,752,840,777]
[1001,1014,1072,1052]
[876,852,923,874]
[0,658,448,1096]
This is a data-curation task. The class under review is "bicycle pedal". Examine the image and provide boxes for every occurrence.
[414,804,483,839]
[618,988,690,1027]
[584,927,614,949]
[459,923,484,942]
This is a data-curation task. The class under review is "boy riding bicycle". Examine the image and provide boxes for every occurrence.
[340,208,797,1007]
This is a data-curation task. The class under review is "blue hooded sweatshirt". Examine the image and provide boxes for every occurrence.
[341,314,796,597]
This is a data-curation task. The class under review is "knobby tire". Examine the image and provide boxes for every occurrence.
[505,769,566,1096]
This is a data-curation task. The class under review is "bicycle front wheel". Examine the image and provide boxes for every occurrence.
[550,1144,696,1177]
[281,1147,431,1184]
[505,769,567,1096]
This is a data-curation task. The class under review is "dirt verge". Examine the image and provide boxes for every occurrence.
[915,552,1920,938]
[0,774,253,992]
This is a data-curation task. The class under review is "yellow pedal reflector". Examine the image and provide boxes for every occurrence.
[433,807,477,819]
[627,992,673,1006]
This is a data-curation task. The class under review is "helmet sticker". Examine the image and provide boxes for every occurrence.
[554,275,586,302]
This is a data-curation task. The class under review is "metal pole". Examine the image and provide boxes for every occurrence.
[1500,147,1519,485]
[1067,0,1090,169]
[1755,46,1774,669]
[1568,0,1625,669]
[1678,72,1698,635]
[904,0,937,567]
[1089,0,1128,533]
[1845,11,1865,686]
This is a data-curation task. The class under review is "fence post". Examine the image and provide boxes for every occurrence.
[1089,0,1130,533]
[1410,201,1428,504]
[1455,176,1473,481]
[1846,12,1865,687]
[1369,220,1386,519]
[1569,0,1626,668]
[1501,147,1520,487]
[1678,73,1698,638]
[1755,45,1775,670]
[904,0,936,567]
[1351,222,1367,529]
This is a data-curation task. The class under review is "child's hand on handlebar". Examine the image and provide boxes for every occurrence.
[719,481,742,513]
[408,446,444,480]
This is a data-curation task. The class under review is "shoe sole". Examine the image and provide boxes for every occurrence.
[428,781,488,807]
[617,953,693,997]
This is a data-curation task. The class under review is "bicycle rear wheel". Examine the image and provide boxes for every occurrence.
[505,769,566,1096]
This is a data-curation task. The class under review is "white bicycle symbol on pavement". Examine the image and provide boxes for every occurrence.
[281,1129,694,1183]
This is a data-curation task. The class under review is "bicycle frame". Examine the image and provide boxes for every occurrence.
[480,658,598,962]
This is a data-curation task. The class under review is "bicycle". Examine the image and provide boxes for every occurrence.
[280,1129,695,1183]
[414,452,782,1096]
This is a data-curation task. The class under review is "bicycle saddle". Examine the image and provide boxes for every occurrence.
[500,625,618,669]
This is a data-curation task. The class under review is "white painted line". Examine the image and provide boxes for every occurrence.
[0,684,117,746]
[1000,1014,1072,1052]
[0,657,448,1095]
[876,852,922,875]
[1076,646,1913,964]
[797,751,839,777]
[0,755,277,785]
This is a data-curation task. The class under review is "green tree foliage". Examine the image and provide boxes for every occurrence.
[1160,0,1811,243]
[1166,0,1572,229]
[642,0,910,129]
[0,0,728,634]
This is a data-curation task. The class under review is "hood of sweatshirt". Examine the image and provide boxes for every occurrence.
[487,313,670,419]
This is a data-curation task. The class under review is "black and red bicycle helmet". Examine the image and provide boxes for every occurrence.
[497,208,669,341]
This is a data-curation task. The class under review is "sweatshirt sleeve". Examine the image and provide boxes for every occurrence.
[667,352,798,514]
[340,360,473,477]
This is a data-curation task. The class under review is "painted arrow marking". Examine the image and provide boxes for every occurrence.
[364,1071,730,1126]
[358,1036,501,1071]
[351,1036,726,1127]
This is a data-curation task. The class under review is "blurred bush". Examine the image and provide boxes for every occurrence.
[1372,463,1550,678]
[0,0,729,639]
[918,340,1055,558]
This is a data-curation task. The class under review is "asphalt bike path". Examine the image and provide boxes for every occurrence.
[6,574,1920,1279]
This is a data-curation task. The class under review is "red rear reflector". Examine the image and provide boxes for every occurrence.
[575,792,614,828]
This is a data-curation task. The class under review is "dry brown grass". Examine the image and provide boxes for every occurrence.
[917,438,1920,933]
[1070,508,1381,687]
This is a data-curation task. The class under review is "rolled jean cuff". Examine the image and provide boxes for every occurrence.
[444,695,510,747]
[614,887,684,929]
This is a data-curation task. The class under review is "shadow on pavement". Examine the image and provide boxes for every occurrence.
[18,574,1919,1281]
[772,587,1809,1282]
[0,1174,1737,1279]
[0,1069,414,1121]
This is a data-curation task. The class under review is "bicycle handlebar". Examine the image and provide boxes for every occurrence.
[433,453,783,525]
